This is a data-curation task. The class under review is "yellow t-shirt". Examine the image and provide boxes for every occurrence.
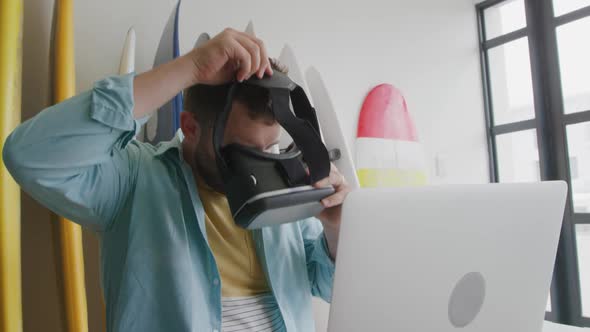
[196,176,270,297]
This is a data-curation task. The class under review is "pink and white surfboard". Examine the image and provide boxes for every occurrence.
[356,84,428,187]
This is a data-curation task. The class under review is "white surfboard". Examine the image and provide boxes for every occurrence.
[306,67,360,189]
[118,27,135,75]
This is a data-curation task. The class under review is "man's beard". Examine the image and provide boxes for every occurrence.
[193,142,226,193]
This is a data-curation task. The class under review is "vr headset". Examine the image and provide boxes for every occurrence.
[213,71,335,229]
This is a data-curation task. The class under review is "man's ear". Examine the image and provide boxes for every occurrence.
[180,111,201,143]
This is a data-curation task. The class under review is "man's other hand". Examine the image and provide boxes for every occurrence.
[314,164,351,229]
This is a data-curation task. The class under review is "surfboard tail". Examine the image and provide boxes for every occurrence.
[245,20,255,36]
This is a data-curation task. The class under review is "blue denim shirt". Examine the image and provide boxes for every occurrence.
[3,74,335,332]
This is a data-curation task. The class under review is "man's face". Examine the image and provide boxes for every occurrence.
[187,101,281,192]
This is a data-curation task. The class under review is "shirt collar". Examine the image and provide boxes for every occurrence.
[154,129,185,160]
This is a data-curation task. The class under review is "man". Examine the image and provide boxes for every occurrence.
[3,28,350,331]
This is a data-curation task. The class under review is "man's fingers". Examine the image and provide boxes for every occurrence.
[330,169,345,189]
[328,165,346,188]
[221,29,272,81]
[240,32,270,78]
[235,34,261,80]
[231,40,252,82]
[322,177,351,208]
[314,164,350,208]
[322,189,348,208]
[314,178,330,188]
[314,164,346,189]
[240,32,272,78]
[255,39,271,78]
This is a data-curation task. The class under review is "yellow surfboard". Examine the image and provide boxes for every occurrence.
[0,1,23,331]
[53,0,89,331]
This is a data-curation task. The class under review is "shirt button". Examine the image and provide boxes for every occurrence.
[213,278,219,286]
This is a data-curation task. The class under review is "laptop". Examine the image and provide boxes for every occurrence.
[328,182,567,332]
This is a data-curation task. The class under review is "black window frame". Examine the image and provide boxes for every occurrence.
[477,0,590,327]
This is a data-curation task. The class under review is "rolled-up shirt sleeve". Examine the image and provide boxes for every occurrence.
[2,74,141,231]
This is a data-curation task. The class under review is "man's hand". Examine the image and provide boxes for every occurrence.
[190,28,274,85]
[314,164,352,259]
[133,28,273,119]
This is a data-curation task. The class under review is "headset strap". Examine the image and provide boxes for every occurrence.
[213,82,330,183]
[269,87,330,182]
[213,83,238,177]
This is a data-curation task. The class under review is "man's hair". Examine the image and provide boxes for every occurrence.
[183,59,289,126]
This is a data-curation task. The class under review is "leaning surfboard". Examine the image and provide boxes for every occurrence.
[305,67,360,189]
[143,0,183,144]
[0,1,23,331]
[301,64,360,332]
[52,0,89,331]
[356,84,428,187]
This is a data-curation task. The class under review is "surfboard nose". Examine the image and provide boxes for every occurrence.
[357,84,418,141]
[356,84,427,188]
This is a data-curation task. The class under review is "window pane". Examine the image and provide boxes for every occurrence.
[576,224,590,317]
[484,0,527,40]
[488,38,536,125]
[553,0,590,16]
[557,17,590,114]
[496,130,540,182]
[566,122,590,212]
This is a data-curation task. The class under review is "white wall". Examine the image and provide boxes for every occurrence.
[21,0,488,331]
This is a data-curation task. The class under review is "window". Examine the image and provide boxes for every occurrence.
[478,0,590,327]
[487,37,535,125]
[576,224,590,317]
[567,123,590,212]
[569,157,579,180]
[556,17,590,114]
[553,0,590,16]
[495,130,540,182]
[484,0,527,40]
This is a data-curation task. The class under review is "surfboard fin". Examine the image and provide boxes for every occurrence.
[245,20,255,36]
[195,32,210,48]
